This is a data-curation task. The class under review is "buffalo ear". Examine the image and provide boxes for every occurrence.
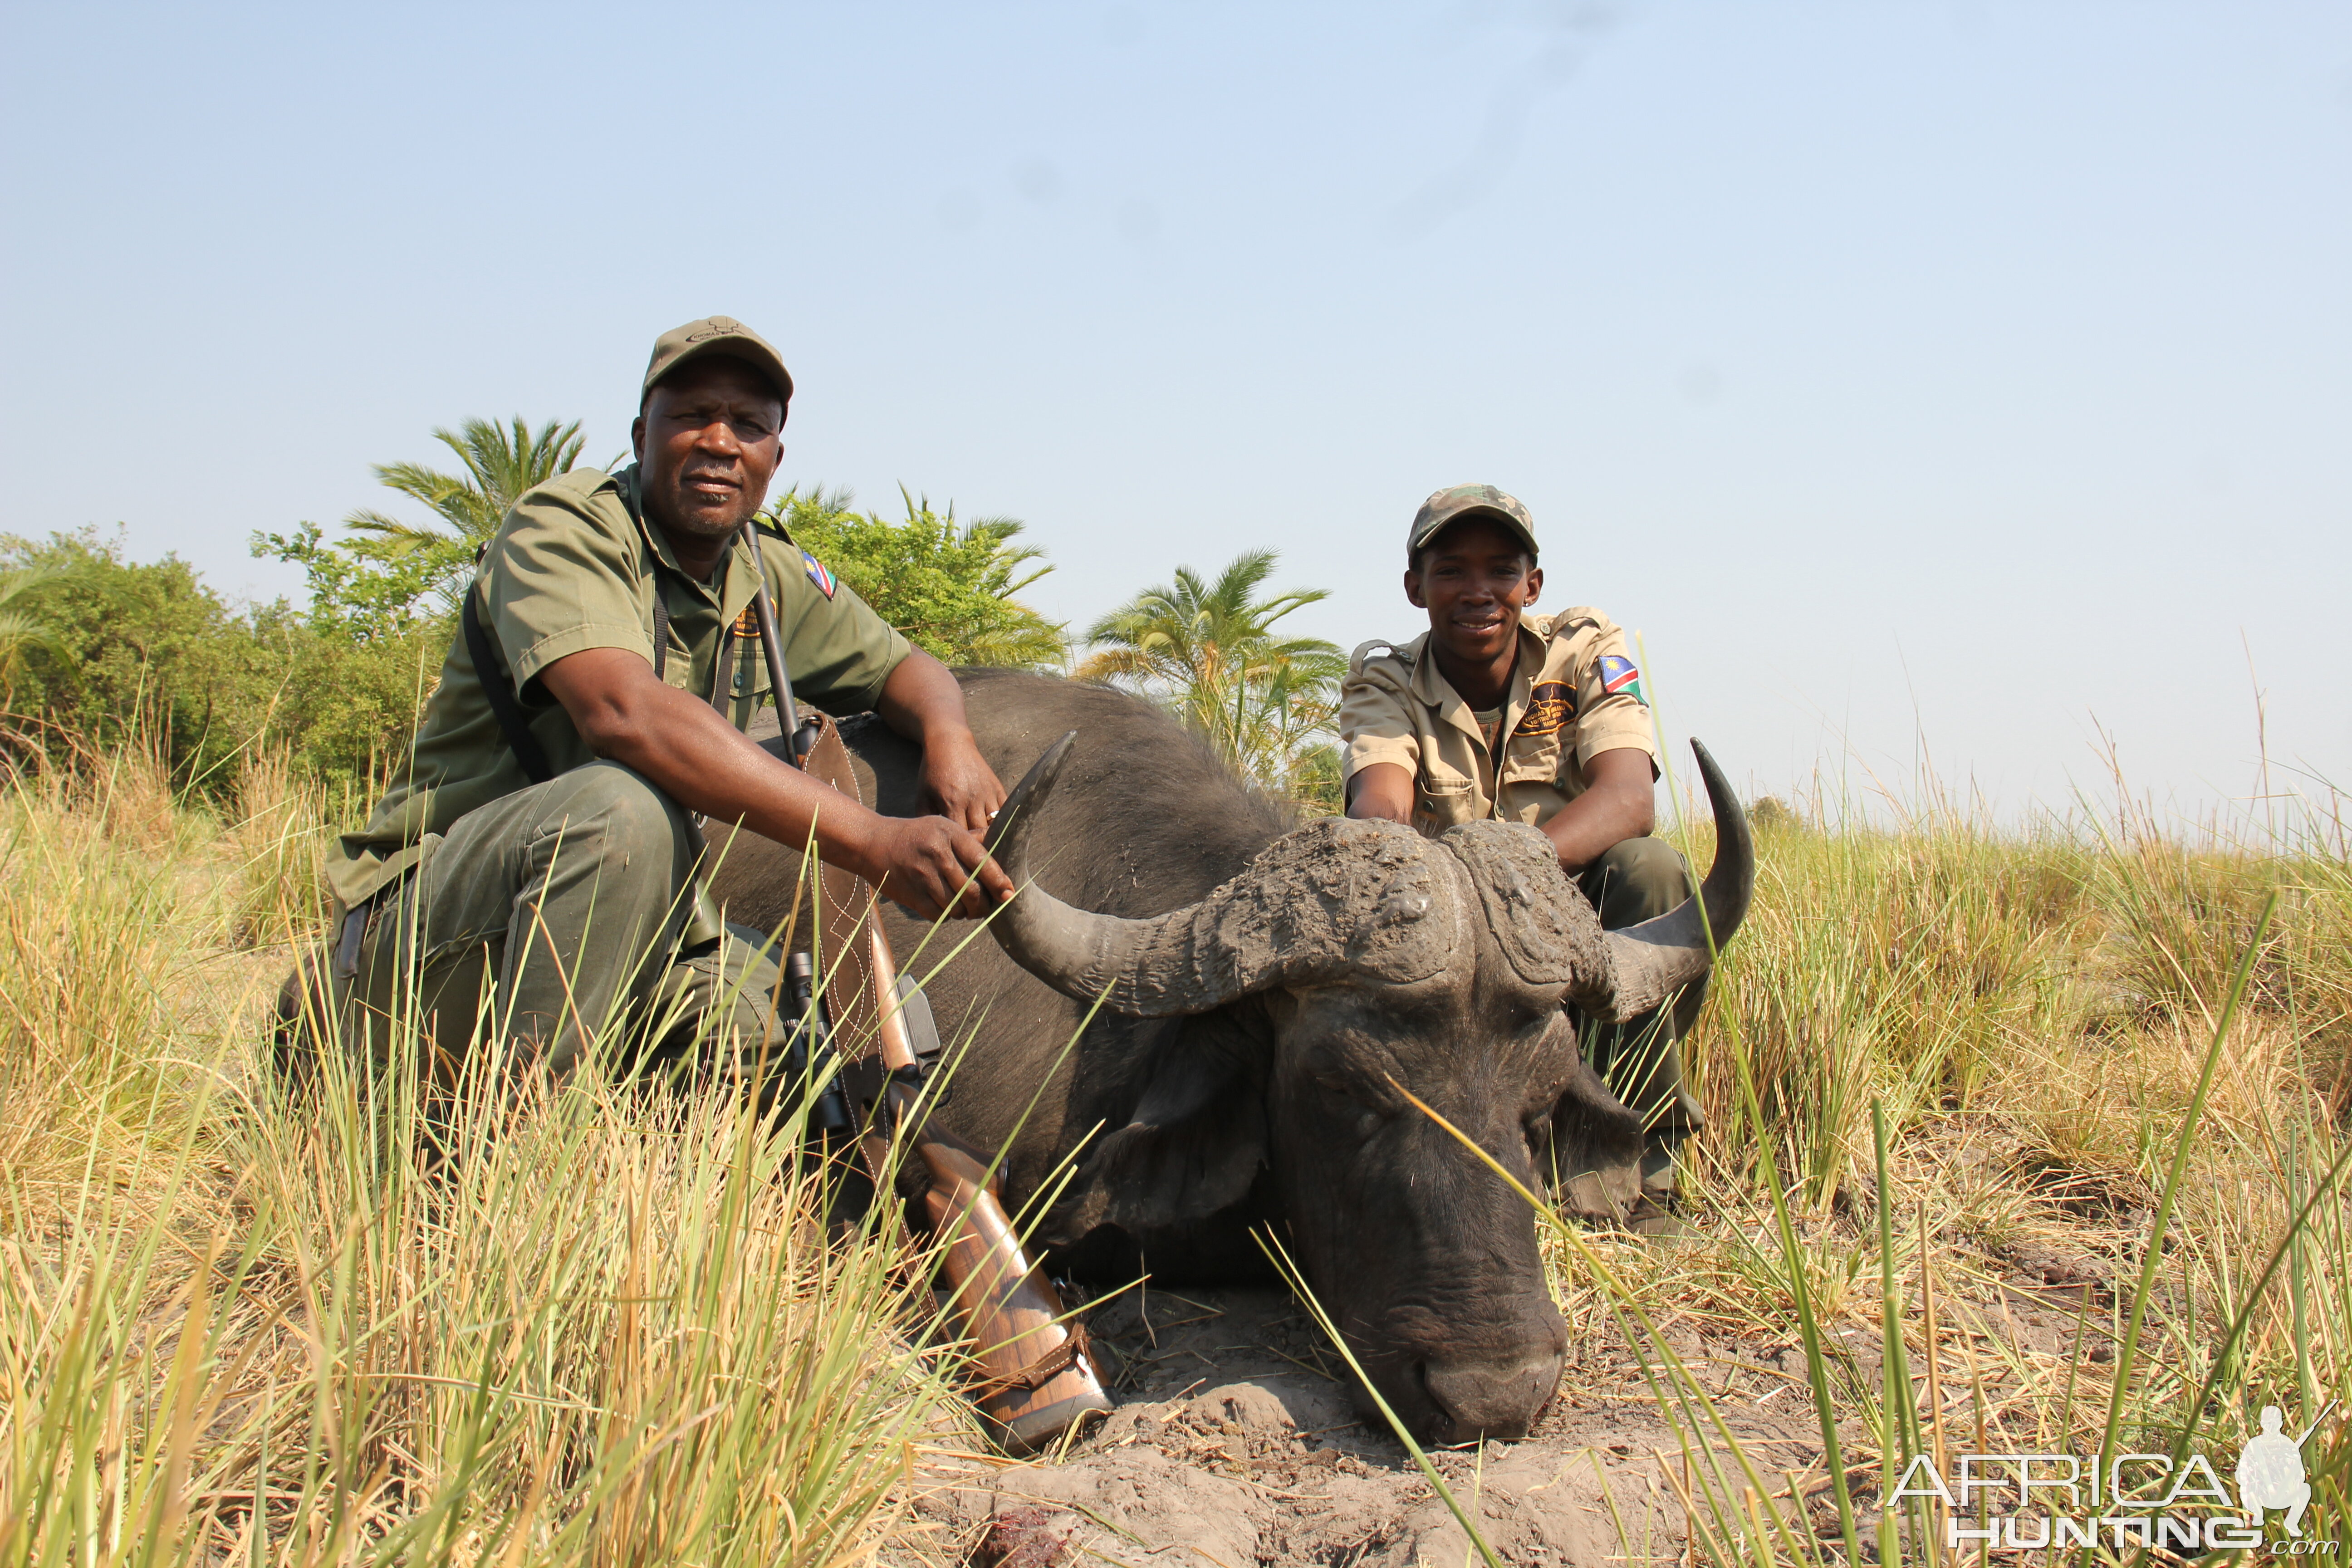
[1044,1016,1266,1243]
[1537,1059,1645,1220]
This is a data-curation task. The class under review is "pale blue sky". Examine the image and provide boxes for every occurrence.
[4,2,2347,823]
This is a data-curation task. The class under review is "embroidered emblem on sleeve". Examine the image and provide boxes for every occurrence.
[801,549,837,599]
[1597,654,1647,706]
[1518,681,1576,736]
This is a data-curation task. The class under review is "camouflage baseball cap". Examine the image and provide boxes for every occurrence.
[641,316,794,409]
[1407,483,1539,561]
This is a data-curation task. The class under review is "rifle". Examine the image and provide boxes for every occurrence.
[778,950,855,1141]
[743,531,1112,1455]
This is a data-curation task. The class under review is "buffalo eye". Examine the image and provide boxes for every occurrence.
[1307,1068,1396,1131]
[1514,1003,1563,1035]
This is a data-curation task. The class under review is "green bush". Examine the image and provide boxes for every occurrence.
[0,529,439,798]
[771,487,1066,669]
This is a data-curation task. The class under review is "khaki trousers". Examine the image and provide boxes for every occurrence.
[338,762,788,1089]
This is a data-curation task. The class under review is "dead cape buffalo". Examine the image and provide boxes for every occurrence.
[708,668,1752,1443]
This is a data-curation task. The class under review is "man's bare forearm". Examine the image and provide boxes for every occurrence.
[539,646,1012,917]
[1542,790,1650,872]
[875,650,971,747]
[553,656,890,869]
[1345,761,1416,825]
[1544,747,1656,873]
[875,650,1004,832]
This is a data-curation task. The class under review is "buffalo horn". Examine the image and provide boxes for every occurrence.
[1596,738,1755,1021]
[982,733,1353,1016]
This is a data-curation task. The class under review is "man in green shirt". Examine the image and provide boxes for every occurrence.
[314,316,1012,1086]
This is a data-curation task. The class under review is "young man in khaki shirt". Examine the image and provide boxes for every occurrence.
[1338,483,1703,1223]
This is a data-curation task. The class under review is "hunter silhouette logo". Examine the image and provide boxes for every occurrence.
[2239,1403,2328,1539]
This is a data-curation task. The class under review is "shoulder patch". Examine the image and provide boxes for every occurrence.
[1596,654,1646,706]
[800,549,837,599]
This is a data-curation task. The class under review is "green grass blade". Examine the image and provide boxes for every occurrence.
[2096,890,2277,1491]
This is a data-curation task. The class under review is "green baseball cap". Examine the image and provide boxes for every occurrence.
[1407,483,1539,561]
[641,315,794,409]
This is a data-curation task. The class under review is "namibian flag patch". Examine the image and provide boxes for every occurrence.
[801,549,837,599]
[1597,654,1646,705]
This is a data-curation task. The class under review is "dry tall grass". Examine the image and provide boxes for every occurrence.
[0,757,967,1566]
[1524,780,2352,1562]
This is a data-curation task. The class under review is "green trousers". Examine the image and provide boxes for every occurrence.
[1575,836,1707,1143]
[336,762,788,1089]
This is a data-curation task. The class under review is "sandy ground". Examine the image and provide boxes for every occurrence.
[890,1236,2127,1568]
[896,1284,1833,1567]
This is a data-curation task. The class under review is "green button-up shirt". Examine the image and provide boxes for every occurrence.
[328,463,910,907]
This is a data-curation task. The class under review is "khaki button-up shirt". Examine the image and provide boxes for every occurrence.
[1337,608,1657,838]
[328,463,910,907]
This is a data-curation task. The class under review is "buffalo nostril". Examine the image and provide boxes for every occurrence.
[1420,1350,1563,1443]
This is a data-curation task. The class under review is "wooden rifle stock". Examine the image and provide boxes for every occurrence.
[853,920,1111,1454]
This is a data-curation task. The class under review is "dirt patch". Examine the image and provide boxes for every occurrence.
[900,1287,1752,1566]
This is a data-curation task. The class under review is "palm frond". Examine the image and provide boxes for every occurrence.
[0,608,64,643]
[1077,549,1345,793]
[342,508,463,550]
[1070,648,1158,684]
[0,609,73,684]
[0,562,77,609]
[322,414,592,614]
[963,620,1069,669]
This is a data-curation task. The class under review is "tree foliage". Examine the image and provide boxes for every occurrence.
[1074,550,1344,809]
[0,564,75,693]
[1,530,442,796]
[10,415,1354,815]
[255,421,1068,678]
[255,416,591,635]
[769,486,1066,669]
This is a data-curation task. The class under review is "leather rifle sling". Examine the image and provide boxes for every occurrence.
[744,529,899,1186]
[795,717,892,1068]
[463,584,554,786]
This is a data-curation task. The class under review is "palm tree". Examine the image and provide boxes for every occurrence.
[1075,551,1346,803]
[0,564,72,694]
[344,416,589,609]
